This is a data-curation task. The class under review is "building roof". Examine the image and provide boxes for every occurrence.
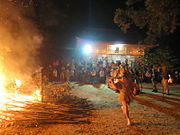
[77,27,147,44]
[76,36,157,56]
[76,37,155,50]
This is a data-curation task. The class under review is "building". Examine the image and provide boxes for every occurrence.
[77,37,155,65]
[76,28,156,65]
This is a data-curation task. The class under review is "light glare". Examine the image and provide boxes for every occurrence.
[83,44,92,54]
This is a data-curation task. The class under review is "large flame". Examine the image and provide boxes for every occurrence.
[0,1,43,121]
[0,65,42,120]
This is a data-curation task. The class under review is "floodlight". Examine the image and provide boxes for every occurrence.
[83,44,92,54]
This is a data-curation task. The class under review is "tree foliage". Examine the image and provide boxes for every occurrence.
[114,0,180,44]
[136,46,178,70]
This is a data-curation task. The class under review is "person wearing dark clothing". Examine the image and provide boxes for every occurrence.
[174,71,179,84]
[151,67,159,92]
[130,69,140,95]
[99,69,105,83]
[145,69,152,83]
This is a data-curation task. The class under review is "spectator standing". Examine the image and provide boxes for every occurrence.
[145,69,152,83]
[174,71,179,84]
[131,69,140,95]
[151,66,159,92]
[60,67,65,82]
[52,68,58,82]
[91,69,97,84]
[99,68,105,83]
[161,64,169,95]
[64,68,70,82]
[45,64,53,82]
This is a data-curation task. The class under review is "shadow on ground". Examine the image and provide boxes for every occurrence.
[133,122,175,127]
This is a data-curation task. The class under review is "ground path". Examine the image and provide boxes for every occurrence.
[70,82,180,135]
[0,82,179,135]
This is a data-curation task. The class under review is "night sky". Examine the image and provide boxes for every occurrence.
[38,0,127,62]
[36,0,179,64]
[39,0,126,41]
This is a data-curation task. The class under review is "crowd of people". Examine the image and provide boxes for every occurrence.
[40,57,180,89]
[41,58,141,86]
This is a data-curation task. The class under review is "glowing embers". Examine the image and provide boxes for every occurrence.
[15,79,22,87]
[35,89,41,101]
[0,76,42,121]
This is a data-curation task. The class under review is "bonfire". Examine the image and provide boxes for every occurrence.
[0,65,42,121]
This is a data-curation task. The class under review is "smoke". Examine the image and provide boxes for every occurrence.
[0,0,42,81]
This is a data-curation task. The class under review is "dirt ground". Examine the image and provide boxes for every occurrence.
[0,82,179,135]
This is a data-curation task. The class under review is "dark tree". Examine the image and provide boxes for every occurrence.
[114,0,180,44]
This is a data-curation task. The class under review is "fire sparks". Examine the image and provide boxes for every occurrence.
[35,89,42,101]
[15,79,22,87]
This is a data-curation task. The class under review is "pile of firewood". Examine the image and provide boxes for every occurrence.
[0,92,93,128]
[42,82,72,103]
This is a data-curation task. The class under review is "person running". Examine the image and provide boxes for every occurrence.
[109,72,135,126]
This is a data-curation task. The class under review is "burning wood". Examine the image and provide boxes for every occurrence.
[0,89,92,128]
[0,75,42,121]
